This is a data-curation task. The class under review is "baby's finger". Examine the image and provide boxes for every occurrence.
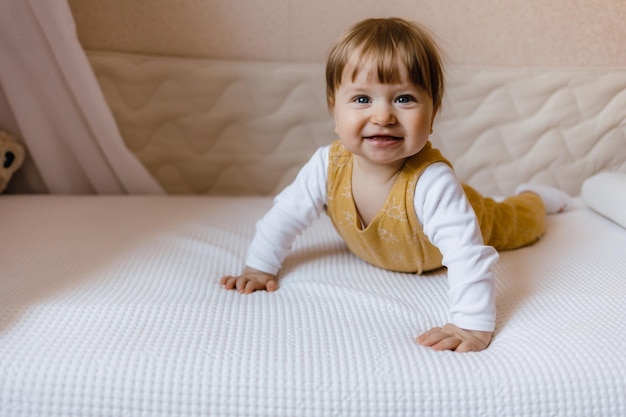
[236,277,249,292]
[416,327,445,346]
[431,336,462,351]
[455,339,486,353]
[266,279,278,292]
[221,276,237,290]
[244,279,265,294]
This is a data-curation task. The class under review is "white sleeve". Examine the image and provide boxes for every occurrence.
[245,146,329,275]
[414,163,499,332]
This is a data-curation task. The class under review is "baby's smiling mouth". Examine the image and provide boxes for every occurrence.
[364,135,402,141]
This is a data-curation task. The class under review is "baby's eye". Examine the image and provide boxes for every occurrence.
[395,95,416,104]
[354,95,371,104]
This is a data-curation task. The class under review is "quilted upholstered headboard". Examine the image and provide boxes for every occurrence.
[89,51,626,197]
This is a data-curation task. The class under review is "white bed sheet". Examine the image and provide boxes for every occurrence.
[1,195,625,417]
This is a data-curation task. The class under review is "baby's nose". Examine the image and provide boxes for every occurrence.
[371,104,396,125]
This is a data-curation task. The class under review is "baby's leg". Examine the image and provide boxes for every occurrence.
[515,183,571,214]
[463,184,547,251]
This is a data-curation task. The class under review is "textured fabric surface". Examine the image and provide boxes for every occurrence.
[87,51,626,197]
[1,195,625,416]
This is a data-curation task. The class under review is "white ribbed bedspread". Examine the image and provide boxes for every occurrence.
[1,195,625,417]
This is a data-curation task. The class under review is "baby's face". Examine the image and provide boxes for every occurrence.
[332,60,435,170]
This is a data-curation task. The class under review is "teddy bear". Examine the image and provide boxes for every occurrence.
[0,130,25,193]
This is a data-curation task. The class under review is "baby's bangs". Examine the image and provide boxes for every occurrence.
[349,37,431,95]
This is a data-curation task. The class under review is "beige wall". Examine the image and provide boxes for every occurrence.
[69,0,625,67]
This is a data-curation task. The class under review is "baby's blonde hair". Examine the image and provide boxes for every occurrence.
[325,18,445,113]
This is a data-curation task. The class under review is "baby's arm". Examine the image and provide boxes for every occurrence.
[220,146,329,293]
[413,163,499,352]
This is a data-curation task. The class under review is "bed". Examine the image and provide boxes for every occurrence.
[2,11,626,417]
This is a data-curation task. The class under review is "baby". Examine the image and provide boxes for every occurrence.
[220,17,569,352]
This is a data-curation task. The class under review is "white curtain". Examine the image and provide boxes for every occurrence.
[0,0,163,194]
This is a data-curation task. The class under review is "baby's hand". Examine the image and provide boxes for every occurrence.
[416,323,492,352]
[220,266,278,294]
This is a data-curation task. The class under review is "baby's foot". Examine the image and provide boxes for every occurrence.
[515,183,571,214]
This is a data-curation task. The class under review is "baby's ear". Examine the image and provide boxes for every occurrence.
[430,108,439,131]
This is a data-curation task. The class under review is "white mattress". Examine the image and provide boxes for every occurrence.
[1,195,625,416]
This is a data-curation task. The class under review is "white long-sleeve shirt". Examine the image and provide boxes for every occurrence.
[246,145,498,332]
